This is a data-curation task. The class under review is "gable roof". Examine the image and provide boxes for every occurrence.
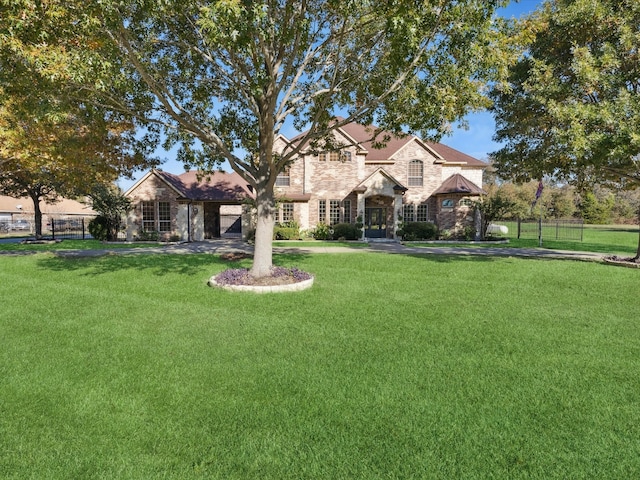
[127,169,254,202]
[353,167,408,194]
[290,118,485,166]
[169,170,254,201]
[426,142,487,167]
[432,173,485,196]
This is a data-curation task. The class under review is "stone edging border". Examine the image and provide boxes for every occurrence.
[603,258,640,269]
[208,275,314,293]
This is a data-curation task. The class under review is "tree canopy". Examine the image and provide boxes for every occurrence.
[0,2,157,238]
[491,0,640,187]
[490,0,640,258]
[3,0,509,274]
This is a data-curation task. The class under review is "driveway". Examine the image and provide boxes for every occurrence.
[39,239,604,262]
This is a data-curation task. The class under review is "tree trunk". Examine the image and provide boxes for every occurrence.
[29,192,43,239]
[635,207,640,261]
[250,183,276,278]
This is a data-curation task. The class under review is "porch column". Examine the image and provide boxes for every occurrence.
[357,193,366,240]
[393,193,403,240]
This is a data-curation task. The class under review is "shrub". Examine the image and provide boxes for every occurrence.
[136,229,160,242]
[399,222,438,241]
[274,221,301,240]
[274,227,300,240]
[463,225,477,241]
[88,216,110,241]
[313,222,332,240]
[331,223,361,240]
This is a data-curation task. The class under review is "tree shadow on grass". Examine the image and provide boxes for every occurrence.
[36,249,316,278]
[36,253,233,277]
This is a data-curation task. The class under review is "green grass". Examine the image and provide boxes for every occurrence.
[407,224,639,257]
[0,239,167,252]
[1,251,639,479]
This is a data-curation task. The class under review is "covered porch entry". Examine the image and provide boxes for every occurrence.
[355,168,407,241]
[203,202,243,239]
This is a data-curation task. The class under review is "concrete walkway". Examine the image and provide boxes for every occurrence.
[35,239,605,262]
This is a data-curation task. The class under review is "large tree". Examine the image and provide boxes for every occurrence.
[490,0,640,258]
[4,0,509,275]
[0,4,155,238]
[0,93,152,238]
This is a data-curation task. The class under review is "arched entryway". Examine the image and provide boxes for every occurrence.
[364,195,394,239]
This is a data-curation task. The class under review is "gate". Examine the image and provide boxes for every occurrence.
[220,214,242,238]
[50,218,90,240]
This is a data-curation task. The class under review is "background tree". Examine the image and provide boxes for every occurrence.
[0,5,156,239]
[87,184,132,241]
[3,0,510,277]
[0,95,151,238]
[490,0,640,258]
[475,187,517,239]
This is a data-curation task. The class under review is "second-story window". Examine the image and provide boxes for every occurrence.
[276,166,290,187]
[408,160,424,187]
[319,150,350,161]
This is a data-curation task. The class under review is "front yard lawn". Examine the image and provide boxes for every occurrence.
[1,252,638,479]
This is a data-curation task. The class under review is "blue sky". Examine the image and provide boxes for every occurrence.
[119,0,543,191]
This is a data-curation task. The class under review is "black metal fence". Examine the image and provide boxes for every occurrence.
[499,218,584,242]
[49,218,92,240]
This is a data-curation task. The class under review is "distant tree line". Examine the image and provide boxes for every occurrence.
[483,171,640,225]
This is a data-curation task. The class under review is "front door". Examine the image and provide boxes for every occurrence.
[365,207,386,238]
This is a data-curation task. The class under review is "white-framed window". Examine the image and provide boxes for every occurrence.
[343,199,352,223]
[408,160,424,187]
[403,204,415,222]
[459,198,474,207]
[158,202,171,232]
[417,204,428,222]
[319,150,350,162]
[142,201,171,232]
[280,203,294,223]
[142,201,155,232]
[318,200,326,223]
[329,200,341,225]
[276,167,290,187]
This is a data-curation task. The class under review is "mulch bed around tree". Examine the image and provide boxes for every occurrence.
[604,256,640,268]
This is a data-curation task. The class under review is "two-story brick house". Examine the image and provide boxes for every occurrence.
[124,120,485,241]
[273,120,486,239]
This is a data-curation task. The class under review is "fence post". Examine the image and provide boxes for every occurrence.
[517,218,521,239]
[82,218,86,240]
[538,217,542,247]
[51,219,55,240]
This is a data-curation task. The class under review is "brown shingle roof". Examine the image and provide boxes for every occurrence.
[426,142,487,167]
[155,170,254,201]
[292,118,486,165]
[432,174,485,195]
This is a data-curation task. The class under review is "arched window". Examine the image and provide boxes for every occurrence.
[408,160,423,187]
[276,166,290,187]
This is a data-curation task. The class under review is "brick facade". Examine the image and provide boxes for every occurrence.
[126,121,486,241]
